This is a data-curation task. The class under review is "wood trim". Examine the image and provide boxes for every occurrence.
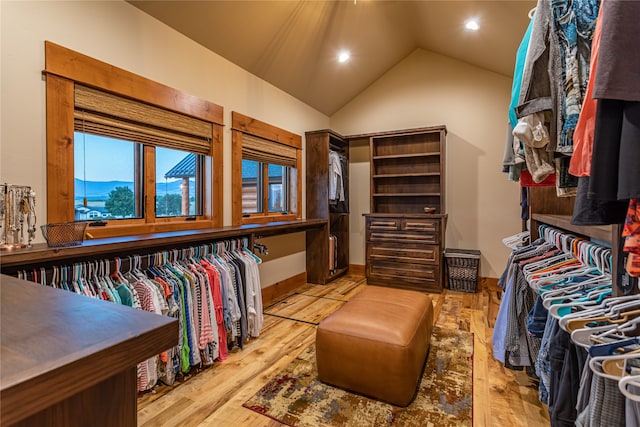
[44,41,224,232]
[211,125,223,226]
[231,111,302,149]
[239,214,299,225]
[346,125,448,140]
[296,148,303,217]
[144,146,156,222]
[349,264,366,276]
[439,128,446,214]
[262,163,269,215]
[46,74,75,224]
[261,272,307,307]
[44,41,223,125]
[230,114,302,225]
[231,129,243,226]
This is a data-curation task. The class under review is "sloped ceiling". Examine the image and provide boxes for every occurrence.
[129,0,535,115]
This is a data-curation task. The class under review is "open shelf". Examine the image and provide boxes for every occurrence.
[531,213,613,244]
[372,152,440,160]
[373,172,441,178]
[373,193,441,197]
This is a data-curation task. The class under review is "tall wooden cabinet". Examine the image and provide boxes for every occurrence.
[365,126,447,293]
[305,130,349,284]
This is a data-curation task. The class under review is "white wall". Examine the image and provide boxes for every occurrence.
[0,0,329,287]
[1,2,522,281]
[332,49,522,277]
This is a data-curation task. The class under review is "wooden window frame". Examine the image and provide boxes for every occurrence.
[231,112,302,226]
[43,41,223,238]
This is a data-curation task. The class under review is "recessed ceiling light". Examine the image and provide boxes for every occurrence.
[465,19,479,31]
[338,50,350,63]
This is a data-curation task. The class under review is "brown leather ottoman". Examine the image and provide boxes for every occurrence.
[315,285,433,407]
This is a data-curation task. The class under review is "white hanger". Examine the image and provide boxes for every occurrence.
[590,353,640,381]
[571,323,622,348]
[548,286,613,319]
[589,315,640,341]
[559,294,640,331]
[619,374,640,402]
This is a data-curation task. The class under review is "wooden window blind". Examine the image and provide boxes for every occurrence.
[74,85,213,155]
[241,133,297,168]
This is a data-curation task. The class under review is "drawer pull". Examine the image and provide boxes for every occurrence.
[404,221,436,231]
[369,220,398,230]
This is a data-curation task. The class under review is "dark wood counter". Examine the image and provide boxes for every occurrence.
[0,219,327,272]
[0,275,178,426]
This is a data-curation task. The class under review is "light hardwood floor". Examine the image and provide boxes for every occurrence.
[137,274,551,426]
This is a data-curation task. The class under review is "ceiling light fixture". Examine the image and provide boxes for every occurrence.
[338,50,350,63]
[465,19,480,31]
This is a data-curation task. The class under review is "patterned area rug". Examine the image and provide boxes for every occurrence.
[243,326,473,426]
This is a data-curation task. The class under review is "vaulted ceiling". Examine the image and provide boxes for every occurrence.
[129,0,535,115]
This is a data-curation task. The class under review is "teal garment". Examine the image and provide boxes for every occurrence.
[109,282,122,305]
[115,283,134,307]
[509,17,535,129]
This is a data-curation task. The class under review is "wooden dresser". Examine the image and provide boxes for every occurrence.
[365,213,446,292]
[364,126,447,292]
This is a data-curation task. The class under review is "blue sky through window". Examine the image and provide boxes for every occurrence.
[74,133,184,183]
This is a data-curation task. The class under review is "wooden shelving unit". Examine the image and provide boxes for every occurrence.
[528,186,636,297]
[305,129,349,284]
[365,126,448,292]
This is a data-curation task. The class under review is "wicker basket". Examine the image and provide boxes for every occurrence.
[41,222,88,247]
[444,249,480,293]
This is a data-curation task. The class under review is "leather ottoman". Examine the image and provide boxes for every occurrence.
[315,285,433,407]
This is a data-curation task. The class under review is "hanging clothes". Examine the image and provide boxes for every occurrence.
[494,225,640,427]
[15,238,264,393]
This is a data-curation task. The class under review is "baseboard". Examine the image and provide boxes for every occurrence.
[261,271,307,307]
[349,264,365,276]
[478,276,500,291]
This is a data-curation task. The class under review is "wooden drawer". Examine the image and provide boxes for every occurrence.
[369,231,438,244]
[367,261,440,286]
[368,218,400,231]
[369,242,439,264]
[401,218,438,233]
[366,216,440,244]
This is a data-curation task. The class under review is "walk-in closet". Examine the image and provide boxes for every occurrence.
[2,1,639,426]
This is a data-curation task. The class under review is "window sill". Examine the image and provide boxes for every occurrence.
[239,213,300,226]
[83,219,217,239]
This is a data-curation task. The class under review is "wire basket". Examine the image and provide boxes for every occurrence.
[444,249,480,293]
[40,222,88,247]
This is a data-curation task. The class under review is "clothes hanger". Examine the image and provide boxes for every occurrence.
[561,295,640,331]
[602,353,640,377]
[589,315,640,342]
[588,336,640,357]
[548,287,613,319]
[590,352,640,380]
[619,374,640,402]
[572,323,622,348]
[502,231,530,249]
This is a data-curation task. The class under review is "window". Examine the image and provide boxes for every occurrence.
[74,133,142,220]
[241,159,262,214]
[155,147,203,218]
[232,112,302,225]
[44,42,223,238]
